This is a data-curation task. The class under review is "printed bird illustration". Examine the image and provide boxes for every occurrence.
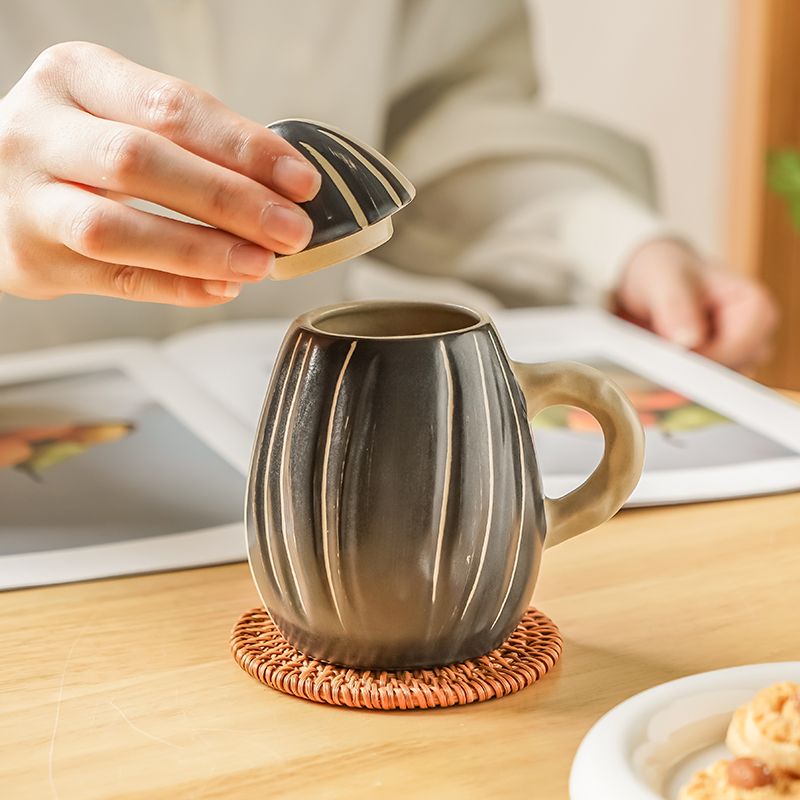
[0,422,135,480]
[532,389,729,435]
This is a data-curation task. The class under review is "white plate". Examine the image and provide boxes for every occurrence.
[570,662,800,800]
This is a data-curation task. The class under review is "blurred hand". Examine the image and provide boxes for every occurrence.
[613,238,778,372]
[0,42,321,306]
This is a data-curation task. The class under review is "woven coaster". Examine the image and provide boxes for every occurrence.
[230,607,561,710]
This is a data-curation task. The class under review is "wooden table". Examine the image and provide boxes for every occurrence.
[2,490,799,799]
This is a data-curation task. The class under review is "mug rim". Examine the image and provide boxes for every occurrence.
[295,300,491,340]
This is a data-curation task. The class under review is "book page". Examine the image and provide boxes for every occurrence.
[494,308,800,505]
[161,318,292,431]
[160,307,800,508]
[0,340,251,589]
[530,357,796,501]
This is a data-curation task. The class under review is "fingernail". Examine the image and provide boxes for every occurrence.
[264,204,313,251]
[203,280,242,299]
[273,157,321,201]
[229,243,274,278]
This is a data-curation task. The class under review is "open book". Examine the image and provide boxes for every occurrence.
[3,306,800,590]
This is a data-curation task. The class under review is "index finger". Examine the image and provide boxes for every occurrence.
[639,259,709,350]
[32,42,321,203]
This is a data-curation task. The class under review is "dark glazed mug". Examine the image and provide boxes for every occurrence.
[246,301,645,669]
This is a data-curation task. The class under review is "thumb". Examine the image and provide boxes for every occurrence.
[646,266,708,349]
[619,241,710,349]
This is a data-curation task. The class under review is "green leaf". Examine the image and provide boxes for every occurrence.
[768,151,800,192]
[766,150,800,233]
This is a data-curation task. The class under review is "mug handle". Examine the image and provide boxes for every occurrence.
[510,361,645,549]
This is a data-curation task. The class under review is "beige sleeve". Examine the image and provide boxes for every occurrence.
[378,158,678,308]
[385,0,658,203]
[376,0,673,308]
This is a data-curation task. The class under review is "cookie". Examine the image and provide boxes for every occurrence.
[678,758,800,799]
[727,683,800,773]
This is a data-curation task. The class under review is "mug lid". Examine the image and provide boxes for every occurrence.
[267,119,416,280]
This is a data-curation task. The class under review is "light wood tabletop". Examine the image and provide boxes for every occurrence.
[2,487,800,800]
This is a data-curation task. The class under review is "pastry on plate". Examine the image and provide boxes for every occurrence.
[727,682,800,774]
[677,757,800,799]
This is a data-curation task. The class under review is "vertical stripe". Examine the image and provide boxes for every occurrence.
[278,340,313,616]
[321,341,358,624]
[298,142,369,228]
[263,334,304,598]
[488,335,527,630]
[317,129,404,206]
[461,336,496,619]
[431,340,454,604]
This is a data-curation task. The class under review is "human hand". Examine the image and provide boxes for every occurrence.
[612,238,778,372]
[0,42,321,306]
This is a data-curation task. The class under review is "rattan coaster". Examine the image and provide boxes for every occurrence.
[230,607,561,710]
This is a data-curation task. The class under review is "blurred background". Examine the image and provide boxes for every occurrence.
[533,0,800,390]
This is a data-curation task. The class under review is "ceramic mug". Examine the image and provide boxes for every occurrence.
[246,301,645,670]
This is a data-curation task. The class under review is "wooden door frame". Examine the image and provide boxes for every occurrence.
[728,0,800,389]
